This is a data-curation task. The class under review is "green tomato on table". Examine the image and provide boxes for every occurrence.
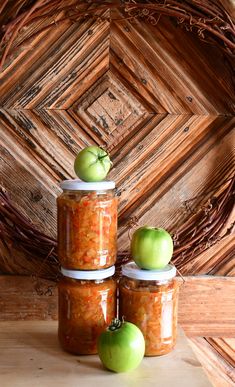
[131,226,174,270]
[74,146,112,182]
[98,318,145,373]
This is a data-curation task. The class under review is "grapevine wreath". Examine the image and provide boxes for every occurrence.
[0,0,234,283]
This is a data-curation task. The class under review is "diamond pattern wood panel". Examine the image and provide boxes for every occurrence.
[0,10,234,275]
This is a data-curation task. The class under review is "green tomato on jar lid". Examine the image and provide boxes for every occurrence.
[98,318,145,373]
[131,226,174,270]
[74,146,112,182]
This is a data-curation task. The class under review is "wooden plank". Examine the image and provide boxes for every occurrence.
[0,275,235,337]
[0,321,212,387]
[0,10,110,110]
[178,276,235,337]
[0,276,57,321]
[0,121,61,238]
[69,70,154,151]
[179,234,235,276]
[117,119,234,255]
[111,14,234,115]
[0,4,234,285]
[206,338,235,368]
[112,115,225,215]
[189,337,235,387]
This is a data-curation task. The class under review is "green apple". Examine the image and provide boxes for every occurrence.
[74,146,112,182]
[131,226,174,270]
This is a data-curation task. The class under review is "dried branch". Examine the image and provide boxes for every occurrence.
[0,174,234,280]
[0,0,10,16]
[0,1,234,279]
[0,187,59,280]
[0,0,234,70]
[172,175,235,271]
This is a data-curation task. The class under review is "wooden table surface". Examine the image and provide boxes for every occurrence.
[0,321,212,387]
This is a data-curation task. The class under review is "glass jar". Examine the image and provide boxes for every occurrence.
[58,266,117,355]
[119,263,179,356]
[57,180,117,270]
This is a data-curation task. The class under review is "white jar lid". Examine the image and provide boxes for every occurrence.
[122,262,176,281]
[60,179,115,191]
[61,266,115,280]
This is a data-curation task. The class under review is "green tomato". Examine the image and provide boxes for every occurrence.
[98,318,145,373]
[74,146,111,182]
[131,226,173,270]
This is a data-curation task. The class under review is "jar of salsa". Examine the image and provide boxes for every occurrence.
[119,263,179,356]
[58,266,117,355]
[57,180,117,270]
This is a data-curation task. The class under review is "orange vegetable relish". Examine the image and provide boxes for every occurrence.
[58,271,117,355]
[119,263,179,356]
[57,187,117,270]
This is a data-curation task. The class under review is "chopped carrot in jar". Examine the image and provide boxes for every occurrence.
[58,276,117,355]
[57,190,117,270]
[119,277,179,356]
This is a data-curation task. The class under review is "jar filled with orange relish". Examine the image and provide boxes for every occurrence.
[58,266,117,355]
[57,180,117,270]
[119,263,179,356]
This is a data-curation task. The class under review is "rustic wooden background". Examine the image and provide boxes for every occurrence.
[0,8,234,266]
[0,2,234,385]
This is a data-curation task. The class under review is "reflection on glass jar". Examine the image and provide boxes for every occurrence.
[57,180,117,270]
[119,263,179,356]
[58,266,117,355]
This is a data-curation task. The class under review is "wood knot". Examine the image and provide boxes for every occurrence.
[30,191,43,202]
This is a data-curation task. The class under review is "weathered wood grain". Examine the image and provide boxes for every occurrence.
[0,114,61,237]
[110,14,234,115]
[0,276,58,321]
[0,8,110,109]
[0,5,234,384]
[178,276,235,337]
[206,338,235,368]
[116,117,234,245]
[113,115,231,215]
[69,71,155,151]
[1,275,235,338]
[181,234,235,276]
[0,1,234,350]
[189,337,235,387]
[0,321,212,387]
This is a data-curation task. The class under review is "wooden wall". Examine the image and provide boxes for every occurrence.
[0,2,234,330]
[0,4,234,385]
[0,8,234,243]
[1,275,235,338]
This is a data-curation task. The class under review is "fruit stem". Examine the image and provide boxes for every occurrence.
[108,318,122,331]
[98,154,108,160]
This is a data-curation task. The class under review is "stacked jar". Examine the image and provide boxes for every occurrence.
[57,180,118,354]
[119,263,179,356]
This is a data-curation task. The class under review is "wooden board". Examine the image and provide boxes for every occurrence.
[178,276,235,337]
[0,321,212,387]
[0,275,58,321]
[1,275,235,337]
[0,5,234,384]
[0,6,234,278]
[189,337,235,387]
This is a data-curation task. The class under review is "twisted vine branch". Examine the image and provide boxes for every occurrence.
[0,1,234,279]
[0,0,234,70]
[0,187,59,280]
[172,175,235,271]
[0,175,234,280]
